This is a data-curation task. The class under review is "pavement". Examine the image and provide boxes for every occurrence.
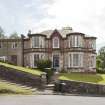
[0,95,105,105]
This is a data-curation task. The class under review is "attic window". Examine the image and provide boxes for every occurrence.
[53,37,59,48]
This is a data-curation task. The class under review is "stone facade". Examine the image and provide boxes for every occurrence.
[54,80,105,95]
[0,27,96,72]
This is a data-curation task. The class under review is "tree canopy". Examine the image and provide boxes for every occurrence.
[0,26,6,39]
[97,46,105,72]
[9,32,20,39]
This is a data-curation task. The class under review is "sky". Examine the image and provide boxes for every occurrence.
[0,0,105,51]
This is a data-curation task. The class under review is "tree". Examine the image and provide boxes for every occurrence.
[9,32,20,39]
[0,26,5,39]
[96,46,105,73]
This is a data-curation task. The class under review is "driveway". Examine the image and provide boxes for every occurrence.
[0,95,105,105]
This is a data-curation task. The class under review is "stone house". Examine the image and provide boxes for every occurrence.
[0,27,96,72]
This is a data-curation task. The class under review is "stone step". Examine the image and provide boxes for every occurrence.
[45,84,54,90]
[0,79,37,92]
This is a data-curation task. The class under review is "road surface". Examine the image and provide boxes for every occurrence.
[0,95,105,105]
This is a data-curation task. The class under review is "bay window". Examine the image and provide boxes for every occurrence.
[89,54,96,68]
[69,53,83,67]
[73,54,79,66]
[32,36,45,48]
[32,36,39,48]
[34,54,39,67]
[69,35,83,47]
[91,40,96,49]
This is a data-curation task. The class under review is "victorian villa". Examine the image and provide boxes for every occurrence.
[0,27,96,72]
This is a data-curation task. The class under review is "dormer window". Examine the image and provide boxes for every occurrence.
[53,37,59,48]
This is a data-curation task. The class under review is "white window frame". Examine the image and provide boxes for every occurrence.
[34,54,40,67]
[30,53,45,68]
[0,56,7,61]
[32,36,39,48]
[89,54,96,68]
[71,35,83,47]
[32,36,45,48]
[68,52,83,68]
[53,37,59,48]
[91,40,96,49]
[11,42,17,48]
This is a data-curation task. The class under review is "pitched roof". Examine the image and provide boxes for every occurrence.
[40,27,73,38]
[29,27,96,39]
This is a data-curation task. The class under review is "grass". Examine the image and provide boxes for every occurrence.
[59,73,105,85]
[0,62,44,76]
[0,79,34,94]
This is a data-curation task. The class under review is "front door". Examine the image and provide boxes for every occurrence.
[53,55,59,69]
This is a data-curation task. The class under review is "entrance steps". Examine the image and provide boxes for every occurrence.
[0,79,37,93]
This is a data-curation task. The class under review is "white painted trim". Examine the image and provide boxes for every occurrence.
[52,37,59,48]
[68,52,83,68]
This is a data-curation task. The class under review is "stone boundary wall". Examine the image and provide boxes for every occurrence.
[0,65,46,88]
[55,80,105,95]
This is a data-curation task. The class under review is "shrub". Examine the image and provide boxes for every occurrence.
[96,68,105,74]
[60,68,67,73]
[36,59,52,70]
[36,59,53,83]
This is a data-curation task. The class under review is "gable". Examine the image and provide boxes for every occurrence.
[50,29,62,39]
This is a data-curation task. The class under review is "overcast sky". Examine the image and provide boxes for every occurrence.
[0,0,105,51]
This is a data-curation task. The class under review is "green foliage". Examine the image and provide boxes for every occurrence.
[96,68,105,74]
[60,68,67,73]
[36,59,52,70]
[0,26,6,39]
[0,62,43,76]
[36,59,53,83]
[59,73,105,85]
[0,79,33,94]
[9,32,20,39]
[96,46,105,73]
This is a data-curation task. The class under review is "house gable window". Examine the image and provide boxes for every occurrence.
[53,37,59,48]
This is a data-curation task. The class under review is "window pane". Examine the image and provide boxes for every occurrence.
[53,37,59,48]
[69,54,72,67]
[73,54,79,66]
[34,54,39,67]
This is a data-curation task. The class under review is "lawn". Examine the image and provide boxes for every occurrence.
[0,62,44,76]
[59,73,105,85]
[0,79,33,94]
